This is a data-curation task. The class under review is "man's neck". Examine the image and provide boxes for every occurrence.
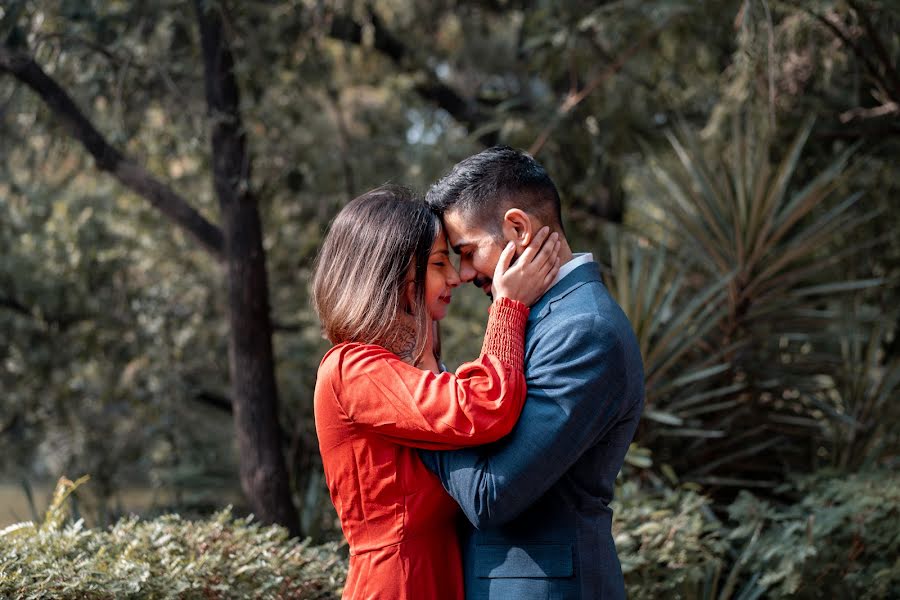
[557,236,574,265]
[547,241,594,290]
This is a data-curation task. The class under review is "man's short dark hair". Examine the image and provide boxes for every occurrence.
[425,146,563,237]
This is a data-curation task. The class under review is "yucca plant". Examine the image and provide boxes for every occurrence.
[822,309,900,471]
[600,226,744,446]
[631,112,885,484]
[648,114,881,343]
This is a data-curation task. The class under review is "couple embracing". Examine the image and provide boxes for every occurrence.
[312,146,645,600]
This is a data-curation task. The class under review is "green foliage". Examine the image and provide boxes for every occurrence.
[613,481,732,600]
[823,315,900,470]
[646,114,877,342]
[1,0,897,557]
[8,472,896,599]
[727,470,900,599]
[617,110,892,485]
[0,168,234,519]
[0,477,346,599]
[613,468,900,600]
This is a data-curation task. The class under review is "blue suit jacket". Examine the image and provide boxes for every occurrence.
[420,262,644,600]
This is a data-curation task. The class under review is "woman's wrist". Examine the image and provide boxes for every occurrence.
[480,298,529,372]
[491,296,529,318]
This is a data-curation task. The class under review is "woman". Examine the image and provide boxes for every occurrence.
[311,185,560,599]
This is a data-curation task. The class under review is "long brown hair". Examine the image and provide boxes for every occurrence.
[311,185,438,363]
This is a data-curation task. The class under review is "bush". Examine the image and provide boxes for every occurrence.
[0,478,346,599]
[728,470,900,600]
[613,481,730,599]
[3,472,897,599]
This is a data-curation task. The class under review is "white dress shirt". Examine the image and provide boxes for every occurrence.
[550,252,594,288]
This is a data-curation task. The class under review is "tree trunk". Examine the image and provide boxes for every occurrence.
[195,0,300,535]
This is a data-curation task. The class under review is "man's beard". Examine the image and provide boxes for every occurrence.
[474,275,493,300]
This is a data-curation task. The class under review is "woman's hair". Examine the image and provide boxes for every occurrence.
[311,185,439,363]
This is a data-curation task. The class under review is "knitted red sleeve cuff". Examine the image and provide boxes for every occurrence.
[480,297,529,373]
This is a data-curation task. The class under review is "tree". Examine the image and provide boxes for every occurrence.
[1,0,299,534]
[193,0,298,535]
[1,0,895,536]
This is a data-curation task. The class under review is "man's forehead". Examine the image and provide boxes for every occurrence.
[443,209,486,249]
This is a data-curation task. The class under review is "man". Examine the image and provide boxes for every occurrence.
[420,146,644,599]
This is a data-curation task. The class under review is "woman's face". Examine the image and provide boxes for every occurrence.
[419,230,461,321]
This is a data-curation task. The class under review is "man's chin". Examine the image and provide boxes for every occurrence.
[473,279,493,299]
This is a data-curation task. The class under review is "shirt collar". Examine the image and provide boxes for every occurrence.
[551,252,594,288]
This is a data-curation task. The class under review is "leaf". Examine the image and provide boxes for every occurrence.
[643,409,684,426]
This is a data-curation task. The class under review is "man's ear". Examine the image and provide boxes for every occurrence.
[501,208,534,251]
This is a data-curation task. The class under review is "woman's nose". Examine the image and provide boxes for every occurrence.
[447,266,461,287]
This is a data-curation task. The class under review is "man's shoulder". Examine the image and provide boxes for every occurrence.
[526,276,635,360]
[532,276,616,330]
[527,296,622,366]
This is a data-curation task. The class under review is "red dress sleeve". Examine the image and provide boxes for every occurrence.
[321,297,529,450]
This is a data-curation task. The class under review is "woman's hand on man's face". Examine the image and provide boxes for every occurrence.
[491,226,561,307]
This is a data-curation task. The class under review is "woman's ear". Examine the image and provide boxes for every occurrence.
[502,208,534,251]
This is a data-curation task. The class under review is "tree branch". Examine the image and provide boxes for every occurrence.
[528,21,670,156]
[0,45,225,258]
[0,295,30,317]
[327,12,405,63]
[839,101,899,122]
[814,124,900,140]
[190,390,301,444]
[0,294,92,331]
[791,1,900,105]
[192,390,234,414]
[326,10,499,146]
[322,85,356,200]
[846,0,900,102]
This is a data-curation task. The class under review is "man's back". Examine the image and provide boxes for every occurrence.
[422,262,644,599]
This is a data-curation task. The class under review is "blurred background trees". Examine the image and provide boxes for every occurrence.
[1,0,897,585]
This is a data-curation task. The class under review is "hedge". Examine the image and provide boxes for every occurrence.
[2,470,896,599]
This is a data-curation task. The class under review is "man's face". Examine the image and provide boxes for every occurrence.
[442,208,506,297]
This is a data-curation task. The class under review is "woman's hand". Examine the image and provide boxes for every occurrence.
[492,226,561,307]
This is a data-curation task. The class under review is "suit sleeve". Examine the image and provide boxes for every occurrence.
[419,313,627,528]
[329,298,529,450]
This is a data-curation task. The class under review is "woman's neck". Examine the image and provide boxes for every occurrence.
[416,319,441,374]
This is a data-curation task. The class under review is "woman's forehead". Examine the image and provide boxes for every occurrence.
[431,230,449,253]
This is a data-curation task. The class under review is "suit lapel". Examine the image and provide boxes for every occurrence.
[529,262,603,322]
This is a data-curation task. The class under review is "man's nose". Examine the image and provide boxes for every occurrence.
[458,262,476,283]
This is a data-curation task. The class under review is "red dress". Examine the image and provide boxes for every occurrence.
[314,298,529,600]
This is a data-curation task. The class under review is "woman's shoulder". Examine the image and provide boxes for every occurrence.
[318,342,398,378]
